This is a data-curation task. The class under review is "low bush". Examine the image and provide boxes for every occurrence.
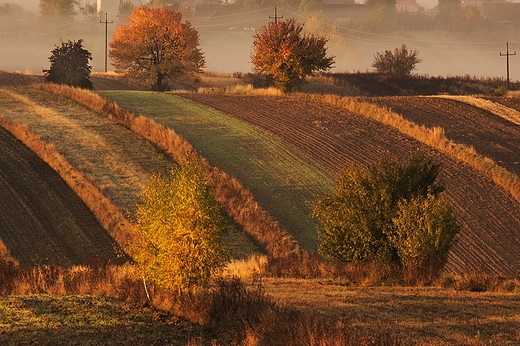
[311,153,458,282]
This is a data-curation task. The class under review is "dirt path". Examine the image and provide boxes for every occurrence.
[180,93,520,277]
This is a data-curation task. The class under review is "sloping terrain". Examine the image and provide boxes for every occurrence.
[0,87,260,265]
[179,93,520,277]
[0,126,123,266]
[96,91,336,251]
[363,96,520,177]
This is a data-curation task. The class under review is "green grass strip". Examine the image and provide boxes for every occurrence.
[97,91,335,251]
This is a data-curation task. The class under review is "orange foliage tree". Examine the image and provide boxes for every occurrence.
[251,18,334,92]
[109,7,205,91]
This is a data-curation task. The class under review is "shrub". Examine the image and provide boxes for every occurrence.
[390,193,459,277]
[43,39,93,89]
[372,44,422,77]
[312,153,457,279]
[131,160,229,297]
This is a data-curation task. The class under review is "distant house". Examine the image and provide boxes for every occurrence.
[396,0,420,13]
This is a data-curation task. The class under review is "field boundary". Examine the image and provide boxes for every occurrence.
[0,114,133,248]
[433,95,520,126]
[36,84,308,265]
[313,94,520,204]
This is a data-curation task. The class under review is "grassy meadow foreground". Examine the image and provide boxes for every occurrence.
[1,71,520,344]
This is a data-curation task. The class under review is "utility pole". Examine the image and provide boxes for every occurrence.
[100,12,113,73]
[500,42,516,89]
[269,7,283,25]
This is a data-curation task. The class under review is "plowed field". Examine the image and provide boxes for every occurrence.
[180,93,520,277]
[0,87,259,265]
[0,126,123,266]
[363,96,520,177]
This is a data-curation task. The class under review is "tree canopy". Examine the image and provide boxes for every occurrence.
[372,44,422,76]
[109,6,205,91]
[311,153,458,278]
[39,0,78,20]
[43,39,93,89]
[131,161,229,297]
[251,18,334,92]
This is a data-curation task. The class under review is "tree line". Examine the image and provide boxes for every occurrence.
[44,6,421,92]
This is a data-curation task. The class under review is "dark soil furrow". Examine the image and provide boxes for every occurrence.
[0,126,124,266]
[181,93,520,277]
[363,96,520,177]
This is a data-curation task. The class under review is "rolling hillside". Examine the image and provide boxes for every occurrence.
[1,73,520,278]
[179,93,520,277]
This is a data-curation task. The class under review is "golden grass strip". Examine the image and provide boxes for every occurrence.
[433,95,520,126]
[313,94,520,203]
[36,83,307,264]
[0,115,133,246]
[197,84,283,96]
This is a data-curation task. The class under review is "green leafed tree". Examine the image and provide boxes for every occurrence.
[372,44,422,76]
[118,0,135,17]
[251,18,335,92]
[311,153,453,270]
[109,6,205,91]
[43,39,93,89]
[39,0,78,20]
[390,193,459,274]
[131,161,229,297]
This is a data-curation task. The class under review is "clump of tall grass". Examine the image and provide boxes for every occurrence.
[197,84,283,96]
[439,273,520,293]
[223,254,268,279]
[196,73,244,88]
[312,94,520,204]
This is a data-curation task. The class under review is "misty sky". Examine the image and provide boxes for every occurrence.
[13,0,39,11]
[12,0,446,11]
[4,0,520,80]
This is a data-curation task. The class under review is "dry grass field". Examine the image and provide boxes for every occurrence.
[261,278,520,345]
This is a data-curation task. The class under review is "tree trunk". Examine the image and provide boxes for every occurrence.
[155,72,165,92]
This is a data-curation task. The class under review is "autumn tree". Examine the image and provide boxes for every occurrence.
[372,44,422,76]
[39,0,78,20]
[251,18,335,92]
[43,39,93,89]
[109,6,205,91]
[131,161,229,297]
